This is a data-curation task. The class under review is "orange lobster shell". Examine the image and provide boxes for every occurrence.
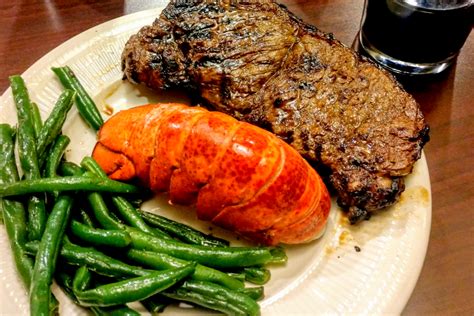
[92,103,330,245]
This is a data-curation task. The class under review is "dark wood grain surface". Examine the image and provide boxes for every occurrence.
[0,1,472,314]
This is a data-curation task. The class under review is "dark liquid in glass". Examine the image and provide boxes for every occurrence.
[361,0,473,64]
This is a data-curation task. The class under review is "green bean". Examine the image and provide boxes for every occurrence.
[9,75,34,130]
[226,272,246,282]
[242,266,271,285]
[52,66,104,130]
[139,210,229,247]
[70,220,131,248]
[237,286,264,301]
[25,240,152,278]
[140,295,172,314]
[59,161,84,176]
[110,197,155,235]
[267,246,287,264]
[26,195,47,241]
[127,249,244,290]
[30,194,74,316]
[160,283,262,314]
[163,288,247,316]
[79,156,109,178]
[72,265,91,292]
[36,89,75,158]
[0,173,140,197]
[87,191,125,230]
[11,76,47,240]
[30,102,43,138]
[11,79,39,179]
[180,279,260,316]
[0,124,34,288]
[44,135,70,178]
[74,263,196,307]
[128,228,286,268]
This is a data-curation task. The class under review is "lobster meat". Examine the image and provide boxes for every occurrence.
[92,103,330,245]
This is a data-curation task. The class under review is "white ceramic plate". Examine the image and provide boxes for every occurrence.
[0,7,431,316]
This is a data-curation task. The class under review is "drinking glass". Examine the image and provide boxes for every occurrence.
[359,0,473,76]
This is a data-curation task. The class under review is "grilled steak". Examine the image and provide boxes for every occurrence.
[121,0,429,223]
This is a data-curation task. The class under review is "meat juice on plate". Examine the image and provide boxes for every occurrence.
[359,0,473,74]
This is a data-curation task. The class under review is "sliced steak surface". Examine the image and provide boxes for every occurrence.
[121,0,429,222]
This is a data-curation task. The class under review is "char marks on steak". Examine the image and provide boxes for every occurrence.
[121,0,429,223]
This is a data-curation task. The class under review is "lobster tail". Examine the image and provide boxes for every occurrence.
[93,103,330,245]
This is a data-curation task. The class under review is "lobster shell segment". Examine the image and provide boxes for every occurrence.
[92,103,330,245]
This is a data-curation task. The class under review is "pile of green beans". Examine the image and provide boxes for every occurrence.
[0,71,288,315]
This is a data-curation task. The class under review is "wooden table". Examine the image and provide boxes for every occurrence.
[0,1,472,314]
